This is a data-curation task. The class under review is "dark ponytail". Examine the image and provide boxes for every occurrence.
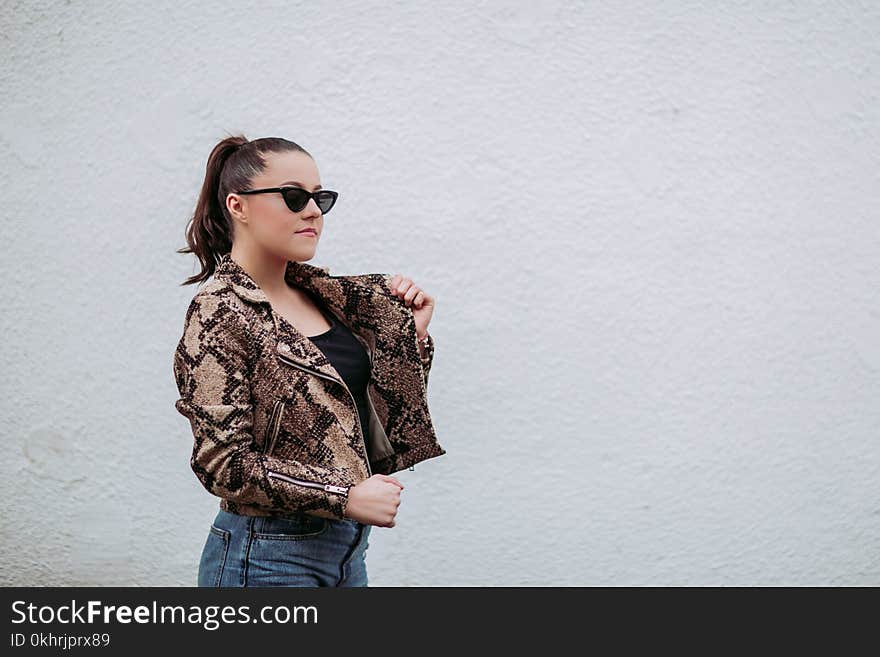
[177,132,311,286]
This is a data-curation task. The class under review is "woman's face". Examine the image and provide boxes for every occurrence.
[231,150,325,262]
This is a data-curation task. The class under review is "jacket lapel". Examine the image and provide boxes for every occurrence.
[212,253,391,384]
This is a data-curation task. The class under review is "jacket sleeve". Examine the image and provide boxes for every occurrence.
[379,273,435,388]
[173,295,354,520]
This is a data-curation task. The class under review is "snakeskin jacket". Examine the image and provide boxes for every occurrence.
[173,252,446,520]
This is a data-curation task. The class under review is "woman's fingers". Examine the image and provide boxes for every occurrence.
[380,474,404,489]
[389,275,423,307]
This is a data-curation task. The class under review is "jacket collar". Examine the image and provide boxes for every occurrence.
[213,252,335,305]
[212,252,387,383]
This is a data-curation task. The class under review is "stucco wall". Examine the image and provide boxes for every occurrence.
[1,1,877,585]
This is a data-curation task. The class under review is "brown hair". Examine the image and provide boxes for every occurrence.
[177,133,311,286]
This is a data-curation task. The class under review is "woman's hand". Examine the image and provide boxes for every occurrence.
[343,474,404,527]
[388,274,434,339]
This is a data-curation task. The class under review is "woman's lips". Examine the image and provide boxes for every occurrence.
[296,229,317,237]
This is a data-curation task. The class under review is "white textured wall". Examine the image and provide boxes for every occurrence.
[1,1,878,586]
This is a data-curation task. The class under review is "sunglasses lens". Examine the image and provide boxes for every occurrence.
[282,189,309,212]
[282,189,337,214]
[315,191,337,214]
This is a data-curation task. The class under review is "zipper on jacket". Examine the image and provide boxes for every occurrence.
[276,350,373,478]
[266,471,348,495]
[263,400,285,456]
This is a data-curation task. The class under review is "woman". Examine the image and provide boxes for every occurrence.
[173,135,446,587]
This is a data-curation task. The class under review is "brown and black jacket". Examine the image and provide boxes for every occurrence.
[173,253,446,520]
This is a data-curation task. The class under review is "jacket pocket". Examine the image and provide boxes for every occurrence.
[262,401,285,456]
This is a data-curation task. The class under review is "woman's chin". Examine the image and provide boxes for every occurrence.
[287,245,318,261]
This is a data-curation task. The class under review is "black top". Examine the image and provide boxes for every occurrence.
[305,298,372,452]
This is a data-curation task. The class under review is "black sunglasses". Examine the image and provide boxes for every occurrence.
[235,186,339,214]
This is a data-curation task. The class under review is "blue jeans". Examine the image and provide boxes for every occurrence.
[198,508,372,587]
